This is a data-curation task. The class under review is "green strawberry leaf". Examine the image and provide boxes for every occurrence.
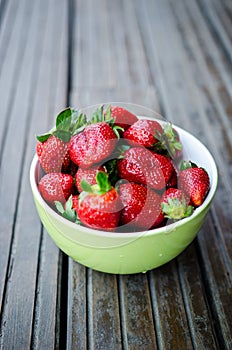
[55,196,80,223]
[56,108,72,131]
[105,105,112,121]
[96,171,112,194]
[80,179,93,193]
[91,105,105,124]
[36,133,52,142]
[53,129,71,142]
[79,172,112,197]
[180,160,198,171]
[65,195,73,211]
[71,108,79,123]
[112,125,124,139]
[55,200,65,214]
[103,159,119,186]
[72,113,88,134]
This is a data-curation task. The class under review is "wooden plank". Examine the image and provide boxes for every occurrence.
[72,0,125,89]
[87,269,122,350]
[177,243,219,349]
[119,273,157,349]
[113,0,152,86]
[0,0,69,348]
[196,216,232,349]
[134,0,232,348]
[197,0,232,63]
[67,262,87,350]
[0,0,31,161]
[0,0,37,317]
[149,261,193,350]
[168,0,232,258]
[72,0,153,90]
[0,0,19,63]
[70,86,160,113]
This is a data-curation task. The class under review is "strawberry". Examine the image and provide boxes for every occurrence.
[152,153,175,185]
[123,119,163,148]
[38,173,75,204]
[36,135,70,173]
[77,172,122,230]
[110,106,138,131]
[69,122,117,168]
[75,166,105,192]
[118,182,164,230]
[36,107,87,173]
[117,147,174,190]
[179,161,210,207]
[161,188,193,220]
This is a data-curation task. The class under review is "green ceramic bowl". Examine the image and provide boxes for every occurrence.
[30,105,218,274]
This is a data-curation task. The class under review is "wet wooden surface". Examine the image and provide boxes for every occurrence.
[0,0,231,349]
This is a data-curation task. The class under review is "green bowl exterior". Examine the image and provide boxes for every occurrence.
[32,193,211,274]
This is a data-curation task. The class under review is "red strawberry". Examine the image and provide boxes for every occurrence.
[75,166,105,192]
[69,122,117,168]
[36,135,70,173]
[152,153,175,185]
[38,173,75,204]
[118,182,164,230]
[111,106,138,131]
[77,172,122,231]
[36,107,88,173]
[179,161,210,207]
[123,119,163,148]
[117,147,174,190]
[161,188,193,220]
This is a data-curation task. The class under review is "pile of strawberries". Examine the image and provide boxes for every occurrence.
[36,106,210,232]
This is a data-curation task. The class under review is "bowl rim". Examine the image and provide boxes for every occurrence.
[30,122,218,239]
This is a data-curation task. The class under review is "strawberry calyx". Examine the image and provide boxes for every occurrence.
[89,104,124,139]
[37,107,88,143]
[180,160,198,171]
[37,105,124,144]
[154,123,182,158]
[161,196,193,220]
[55,195,81,224]
[79,171,112,201]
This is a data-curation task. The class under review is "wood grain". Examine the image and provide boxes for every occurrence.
[0,0,231,349]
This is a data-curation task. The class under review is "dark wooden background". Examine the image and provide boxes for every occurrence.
[0,0,231,349]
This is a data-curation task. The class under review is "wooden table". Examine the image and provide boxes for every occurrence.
[0,0,231,349]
